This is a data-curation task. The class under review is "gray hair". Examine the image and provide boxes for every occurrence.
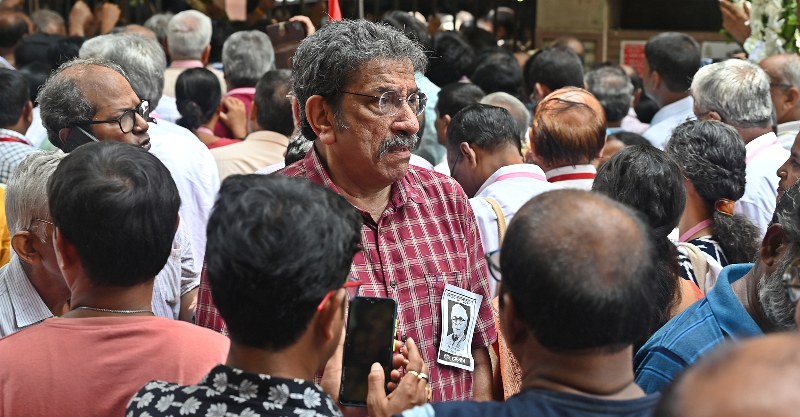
[144,12,173,44]
[37,57,129,147]
[222,30,275,89]
[292,19,427,141]
[480,92,530,143]
[30,9,64,35]
[166,10,212,60]
[6,151,65,236]
[691,59,772,129]
[80,33,167,109]
[585,66,634,123]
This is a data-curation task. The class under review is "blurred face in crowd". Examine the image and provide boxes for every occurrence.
[777,133,800,201]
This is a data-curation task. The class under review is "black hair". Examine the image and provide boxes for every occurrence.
[666,120,760,263]
[470,49,523,99]
[592,145,686,336]
[427,31,476,87]
[458,25,497,54]
[608,131,652,147]
[0,68,29,127]
[254,69,293,137]
[381,10,432,51]
[0,12,29,49]
[436,82,485,118]
[645,32,700,92]
[46,36,84,71]
[47,141,180,286]
[206,175,362,350]
[447,103,521,152]
[17,61,49,103]
[500,189,659,351]
[176,68,222,131]
[585,66,633,123]
[526,47,584,92]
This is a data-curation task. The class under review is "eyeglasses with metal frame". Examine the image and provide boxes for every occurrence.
[782,258,800,303]
[342,90,427,117]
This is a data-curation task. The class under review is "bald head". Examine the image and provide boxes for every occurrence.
[500,189,659,351]
[760,53,800,124]
[531,87,607,170]
[656,334,800,417]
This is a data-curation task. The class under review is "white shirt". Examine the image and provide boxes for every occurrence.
[545,164,597,190]
[25,107,49,149]
[738,131,789,237]
[153,96,182,125]
[777,120,800,151]
[148,119,220,268]
[470,164,557,297]
[620,107,650,135]
[643,96,695,149]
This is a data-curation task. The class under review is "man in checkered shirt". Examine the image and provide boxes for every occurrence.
[259,19,495,405]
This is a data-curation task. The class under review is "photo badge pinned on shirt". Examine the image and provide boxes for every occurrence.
[437,284,482,371]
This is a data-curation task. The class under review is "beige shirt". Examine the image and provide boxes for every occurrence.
[162,60,226,99]
[211,130,289,181]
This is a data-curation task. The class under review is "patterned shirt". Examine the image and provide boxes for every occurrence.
[0,128,39,184]
[676,235,728,284]
[196,147,497,402]
[634,263,763,393]
[127,365,342,417]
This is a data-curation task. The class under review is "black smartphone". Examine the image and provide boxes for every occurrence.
[62,125,98,153]
[339,297,398,407]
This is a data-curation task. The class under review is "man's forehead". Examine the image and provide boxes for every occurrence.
[348,58,416,89]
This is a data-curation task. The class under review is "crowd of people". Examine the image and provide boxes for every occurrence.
[1,1,800,416]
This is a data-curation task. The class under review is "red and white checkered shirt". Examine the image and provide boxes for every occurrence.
[195,147,496,402]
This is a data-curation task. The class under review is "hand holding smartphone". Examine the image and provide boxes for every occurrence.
[339,297,397,407]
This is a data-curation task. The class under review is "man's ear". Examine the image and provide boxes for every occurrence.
[22,100,33,125]
[306,95,336,145]
[650,70,662,91]
[705,111,723,122]
[632,88,642,108]
[57,127,71,145]
[786,87,800,110]
[200,44,211,66]
[53,227,80,281]
[760,223,787,268]
[249,101,259,125]
[316,289,346,343]
[459,142,478,168]
[499,292,527,346]
[534,83,549,102]
[11,231,38,265]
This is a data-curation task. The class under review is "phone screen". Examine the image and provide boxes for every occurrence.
[339,297,397,407]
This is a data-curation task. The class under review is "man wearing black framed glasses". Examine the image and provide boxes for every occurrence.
[37,57,152,152]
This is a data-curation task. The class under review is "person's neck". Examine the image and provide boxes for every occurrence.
[737,126,772,144]
[657,90,689,107]
[20,261,70,317]
[1,121,28,136]
[225,342,322,381]
[316,144,392,221]
[608,120,623,128]
[194,116,220,145]
[63,279,155,318]
[519,346,644,399]
[477,150,525,188]
[779,110,800,125]
[0,50,13,67]
[678,194,713,240]
[731,262,774,332]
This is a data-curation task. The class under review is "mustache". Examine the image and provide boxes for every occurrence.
[376,133,419,159]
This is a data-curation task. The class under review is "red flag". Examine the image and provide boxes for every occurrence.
[328,0,342,20]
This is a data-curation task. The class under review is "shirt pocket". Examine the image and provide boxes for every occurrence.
[423,272,464,349]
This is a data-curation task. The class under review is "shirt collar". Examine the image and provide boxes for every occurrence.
[777,120,800,135]
[244,130,289,145]
[226,87,256,96]
[706,263,764,336]
[169,60,204,69]
[650,96,694,125]
[0,128,32,145]
[300,145,426,211]
[475,164,547,196]
[745,131,780,163]
[5,254,54,329]
[544,164,597,180]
